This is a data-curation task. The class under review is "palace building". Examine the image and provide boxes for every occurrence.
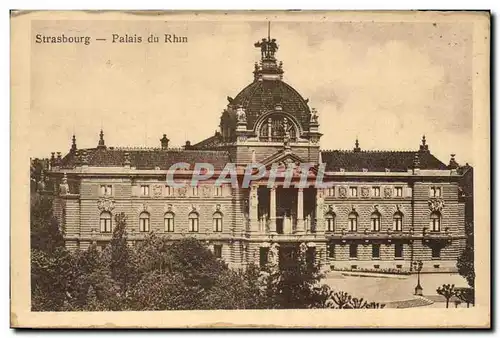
[40,35,468,272]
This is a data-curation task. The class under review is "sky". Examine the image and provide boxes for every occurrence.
[29,19,473,165]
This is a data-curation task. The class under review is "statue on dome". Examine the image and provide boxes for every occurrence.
[254,37,279,59]
[236,105,247,123]
[310,108,319,124]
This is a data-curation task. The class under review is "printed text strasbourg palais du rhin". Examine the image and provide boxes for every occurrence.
[34,33,188,46]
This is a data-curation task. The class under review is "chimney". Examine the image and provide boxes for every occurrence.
[353,138,361,152]
[184,141,191,150]
[160,134,170,150]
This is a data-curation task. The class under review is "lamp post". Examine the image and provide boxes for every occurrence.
[412,260,424,296]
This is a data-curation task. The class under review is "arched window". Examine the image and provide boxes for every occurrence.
[430,212,441,232]
[139,212,150,232]
[348,212,358,232]
[325,212,336,232]
[164,212,174,232]
[213,212,223,232]
[100,211,112,233]
[188,212,199,232]
[393,212,403,231]
[370,212,381,232]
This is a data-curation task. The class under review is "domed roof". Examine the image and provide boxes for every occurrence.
[231,79,311,131]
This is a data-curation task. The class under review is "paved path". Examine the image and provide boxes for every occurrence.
[322,271,469,305]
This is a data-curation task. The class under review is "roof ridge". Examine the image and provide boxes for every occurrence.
[320,149,417,153]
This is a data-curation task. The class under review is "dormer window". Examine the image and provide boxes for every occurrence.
[258,114,298,142]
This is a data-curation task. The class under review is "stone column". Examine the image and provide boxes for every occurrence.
[315,188,324,233]
[296,188,305,233]
[269,186,277,233]
[249,185,259,233]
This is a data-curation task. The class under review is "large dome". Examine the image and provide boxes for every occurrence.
[231,79,312,131]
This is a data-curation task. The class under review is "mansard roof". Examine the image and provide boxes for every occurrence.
[320,150,447,172]
[190,132,225,149]
[59,147,232,170]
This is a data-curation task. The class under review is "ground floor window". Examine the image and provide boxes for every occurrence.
[306,247,316,267]
[259,247,269,267]
[432,246,441,259]
[395,243,404,258]
[214,244,222,259]
[328,244,335,258]
[372,244,380,259]
[349,244,358,258]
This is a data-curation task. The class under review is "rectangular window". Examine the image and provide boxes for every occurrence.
[191,186,199,197]
[328,244,335,258]
[141,185,149,196]
[350,187,358,197]
[100,185,112,196]
[431,187,442,197]
[214,185,223,197]
[327,187,335,197]
[395,243,404,259]
[259,247,269,267]
[165,185,173,196]
[432,246,441,259]
[436,187,442,197]
[395,187,403,197]
[349,244,358,259]
[372,244,380,259]
[372,187,380,197]
[214,245,222,259]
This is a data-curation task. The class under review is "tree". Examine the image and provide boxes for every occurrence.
[30,193,72,311]
[457,221,475,288]
[106,213,137,301]
[258,245,330,309]
[31,247,74,311]
[436,284,456,308]
[30,195,64,253]
[455,287,475,308]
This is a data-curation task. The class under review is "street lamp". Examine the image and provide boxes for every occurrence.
[412,260,424,296]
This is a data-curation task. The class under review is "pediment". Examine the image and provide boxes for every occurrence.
[260,150,317,177]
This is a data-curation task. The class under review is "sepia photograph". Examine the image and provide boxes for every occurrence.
[11,10,490,328]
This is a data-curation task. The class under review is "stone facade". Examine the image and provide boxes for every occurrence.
[42,35,468,273]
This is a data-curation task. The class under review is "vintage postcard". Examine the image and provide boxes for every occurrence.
[11,10,490,328]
